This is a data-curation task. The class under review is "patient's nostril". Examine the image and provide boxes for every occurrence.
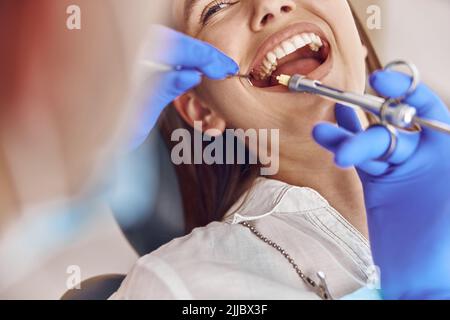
[261,13,274,26]
[281,6,293,14]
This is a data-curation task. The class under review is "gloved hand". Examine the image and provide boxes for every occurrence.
[313,70,450,299]
[130,25,239,149]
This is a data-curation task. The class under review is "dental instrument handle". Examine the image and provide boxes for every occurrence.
[280,74,450,134]
[141,60,250,80]
[141,60,182,72]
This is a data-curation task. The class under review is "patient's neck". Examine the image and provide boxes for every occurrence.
[273,138,368,239]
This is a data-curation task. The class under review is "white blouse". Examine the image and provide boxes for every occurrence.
[110,178,376,300]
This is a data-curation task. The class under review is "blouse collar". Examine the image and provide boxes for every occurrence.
[223,178,332,225]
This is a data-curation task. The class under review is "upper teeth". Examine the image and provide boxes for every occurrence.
[257,32,323,80]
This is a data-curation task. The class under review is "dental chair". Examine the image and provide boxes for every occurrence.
[61,128,186,300]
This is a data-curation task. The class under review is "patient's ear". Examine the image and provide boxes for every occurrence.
[173,93,226,136]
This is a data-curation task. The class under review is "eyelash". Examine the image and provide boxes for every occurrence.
[201,0,237,25]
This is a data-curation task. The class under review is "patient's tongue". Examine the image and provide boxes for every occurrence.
[274,58,321,79]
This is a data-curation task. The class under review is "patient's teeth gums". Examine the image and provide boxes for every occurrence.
[293,35,306,48]
[267,52,277,64]
[256,32,324,80]
[263,59,272,70]
[309,33,322,51]
[281,41,296,55]
[301,34,312,44]
[275,47,285,59]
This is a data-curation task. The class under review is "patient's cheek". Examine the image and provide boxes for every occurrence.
[200,27,245,62]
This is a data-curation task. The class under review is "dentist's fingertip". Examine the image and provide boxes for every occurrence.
[311,123,329,145]
[369,69,382,79]
[230,60,240,74]
[335,149,353,168]
[335,102,353,112]
[204,57,235,79]
[215,51,239,74]
[335,158,351,169]
[369,70,396,87]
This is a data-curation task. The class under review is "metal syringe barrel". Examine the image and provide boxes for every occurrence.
[287,74,417,128]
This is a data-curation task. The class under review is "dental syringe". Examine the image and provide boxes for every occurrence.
[276,73,450,135]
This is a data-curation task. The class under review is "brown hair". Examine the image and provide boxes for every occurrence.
[158,6,382,234]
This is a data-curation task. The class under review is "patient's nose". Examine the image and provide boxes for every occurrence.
[250,0,297,32]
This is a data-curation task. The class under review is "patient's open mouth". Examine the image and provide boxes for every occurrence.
[248,23,331,89]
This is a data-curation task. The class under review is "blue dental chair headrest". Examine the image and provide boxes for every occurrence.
[111,128,186,256]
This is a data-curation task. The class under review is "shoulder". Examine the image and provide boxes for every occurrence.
[148,221,244,260]
[111,222,249,299]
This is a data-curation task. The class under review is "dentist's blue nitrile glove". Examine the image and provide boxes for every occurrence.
[130,26,239,149]
[313,70,450,300]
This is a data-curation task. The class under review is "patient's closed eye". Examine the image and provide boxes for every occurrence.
[201,0,238,25]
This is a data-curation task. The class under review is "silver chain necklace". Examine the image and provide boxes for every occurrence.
[240,221,333,300]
